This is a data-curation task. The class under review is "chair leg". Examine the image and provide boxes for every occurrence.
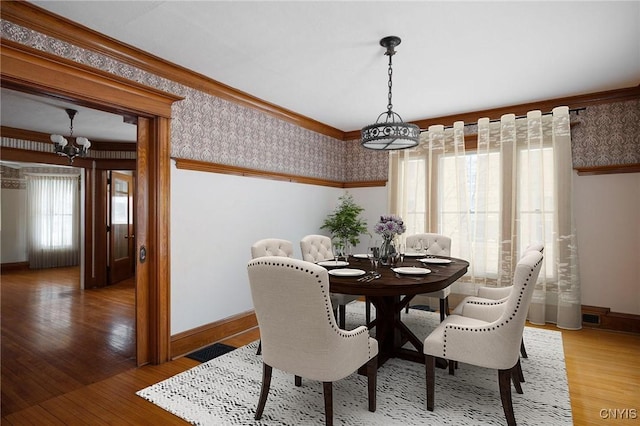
[322,381,333,426]
[339,305,346,329]
[425,354,435,411]
[498,368,517,426]
[295,375,302,387]
[405,303,410,314]
[256,340,262,355]
[366,356,377,412]
[448,358,455,375]
[520,338,528,359]
[511,367,523,394]
[255,363,272,420]
[516,358,525,383]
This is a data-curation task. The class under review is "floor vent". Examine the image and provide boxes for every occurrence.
[582,313,601,325]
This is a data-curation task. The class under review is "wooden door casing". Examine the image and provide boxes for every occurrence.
[1,39,181,365]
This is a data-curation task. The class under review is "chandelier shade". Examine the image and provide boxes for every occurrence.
[50,108,91,163]
[361,36,419,151]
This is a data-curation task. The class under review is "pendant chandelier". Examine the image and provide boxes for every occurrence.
[361,36,419,150]
[50,108,91,164]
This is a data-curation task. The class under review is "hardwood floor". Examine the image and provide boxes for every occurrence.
[2,267,638,425]
[1,267,136,417]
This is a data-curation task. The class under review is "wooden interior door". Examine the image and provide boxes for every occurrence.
[108,171,135,285]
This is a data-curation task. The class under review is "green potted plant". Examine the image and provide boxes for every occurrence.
[321,193,369,255]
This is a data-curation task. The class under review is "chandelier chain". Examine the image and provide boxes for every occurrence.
[387,54,393,112]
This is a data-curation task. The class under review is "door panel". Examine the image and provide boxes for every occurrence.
[109,171,135,284]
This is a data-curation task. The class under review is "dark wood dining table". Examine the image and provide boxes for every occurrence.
[327,255,469,368]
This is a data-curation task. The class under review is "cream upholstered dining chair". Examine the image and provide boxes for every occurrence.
[404,233,452,320]
[250,238,295,355]
[451,242,544,360]
[251,238,294,259]
[423,251,543,426]
[300,234,360,329]
[247,256,378,426]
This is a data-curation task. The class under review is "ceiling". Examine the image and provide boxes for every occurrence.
[2,1,639,142]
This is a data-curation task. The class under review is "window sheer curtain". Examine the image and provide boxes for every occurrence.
[26,175,80,269]
[389,106,581,329]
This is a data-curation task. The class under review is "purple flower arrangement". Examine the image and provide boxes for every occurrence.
[374,214,406,239]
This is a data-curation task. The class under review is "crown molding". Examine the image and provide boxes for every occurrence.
[344,85,640,140]
[0,1,345,141]
[3,2,639,143]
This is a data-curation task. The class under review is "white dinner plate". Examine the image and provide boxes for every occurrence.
[392,267,431,275]
[328,268,366,277]
[353,253,372,259]
[419,258,452,264]
[404,252,424,257]
[318,260,349,267]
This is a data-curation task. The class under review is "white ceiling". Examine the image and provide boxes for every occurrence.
[2,1,639,140]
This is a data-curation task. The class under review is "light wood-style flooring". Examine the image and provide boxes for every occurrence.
[1,267,638,425]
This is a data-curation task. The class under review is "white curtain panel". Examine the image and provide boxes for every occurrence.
[389,106,581,330]
[26,175,80,269]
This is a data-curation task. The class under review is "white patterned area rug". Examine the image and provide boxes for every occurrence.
[137,302,572,425]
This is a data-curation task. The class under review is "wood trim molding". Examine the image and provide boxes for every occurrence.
[0,1,344,141]
[582,305,640,334]
[171,310,258,359]
[0,261,30,273]
[1,39,181,119]
[0,37,179,366]
[6,2,637,143]
[575,164,640,176]
[343,85,640,140]
[1,126,136,151]
[0,146,136,170]
[173,158,387,188]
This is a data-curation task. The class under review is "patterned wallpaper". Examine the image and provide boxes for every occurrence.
[570,99,640,168]
[2,20,384,182]
[1,20,637,182]
[0,164,81,190]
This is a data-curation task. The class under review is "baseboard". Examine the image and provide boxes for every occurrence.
[582,305,640,333]
[170,310,258,359]
[1,261,29,273]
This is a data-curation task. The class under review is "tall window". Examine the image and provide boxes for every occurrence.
[389,107,581,329]
[26,174,80,269]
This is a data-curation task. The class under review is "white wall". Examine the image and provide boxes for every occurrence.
[574,172,640,315]
[170,164,389,334]
[170,167,640,336]
[1,188,28,263]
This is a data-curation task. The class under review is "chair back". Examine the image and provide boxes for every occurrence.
[300,234,334,262]
[522,242,544,256]
[251,238,294,259]
[406,233,451,255]
[489,250,543,366]
[247,256,375,381]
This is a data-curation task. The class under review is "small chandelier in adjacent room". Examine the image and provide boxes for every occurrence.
[361,36,420,150]
[50,108,91,163]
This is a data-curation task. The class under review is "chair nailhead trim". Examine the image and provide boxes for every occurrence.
[441,263,538,358]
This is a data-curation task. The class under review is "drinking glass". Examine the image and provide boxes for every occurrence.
[398,243,405,264]
[369,246,380,274]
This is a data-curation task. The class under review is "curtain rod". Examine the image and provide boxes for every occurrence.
[421,107,586,132]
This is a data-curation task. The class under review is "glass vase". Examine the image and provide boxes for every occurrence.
[380,236,396,266]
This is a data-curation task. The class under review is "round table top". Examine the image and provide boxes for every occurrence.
[326,255,469,297]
